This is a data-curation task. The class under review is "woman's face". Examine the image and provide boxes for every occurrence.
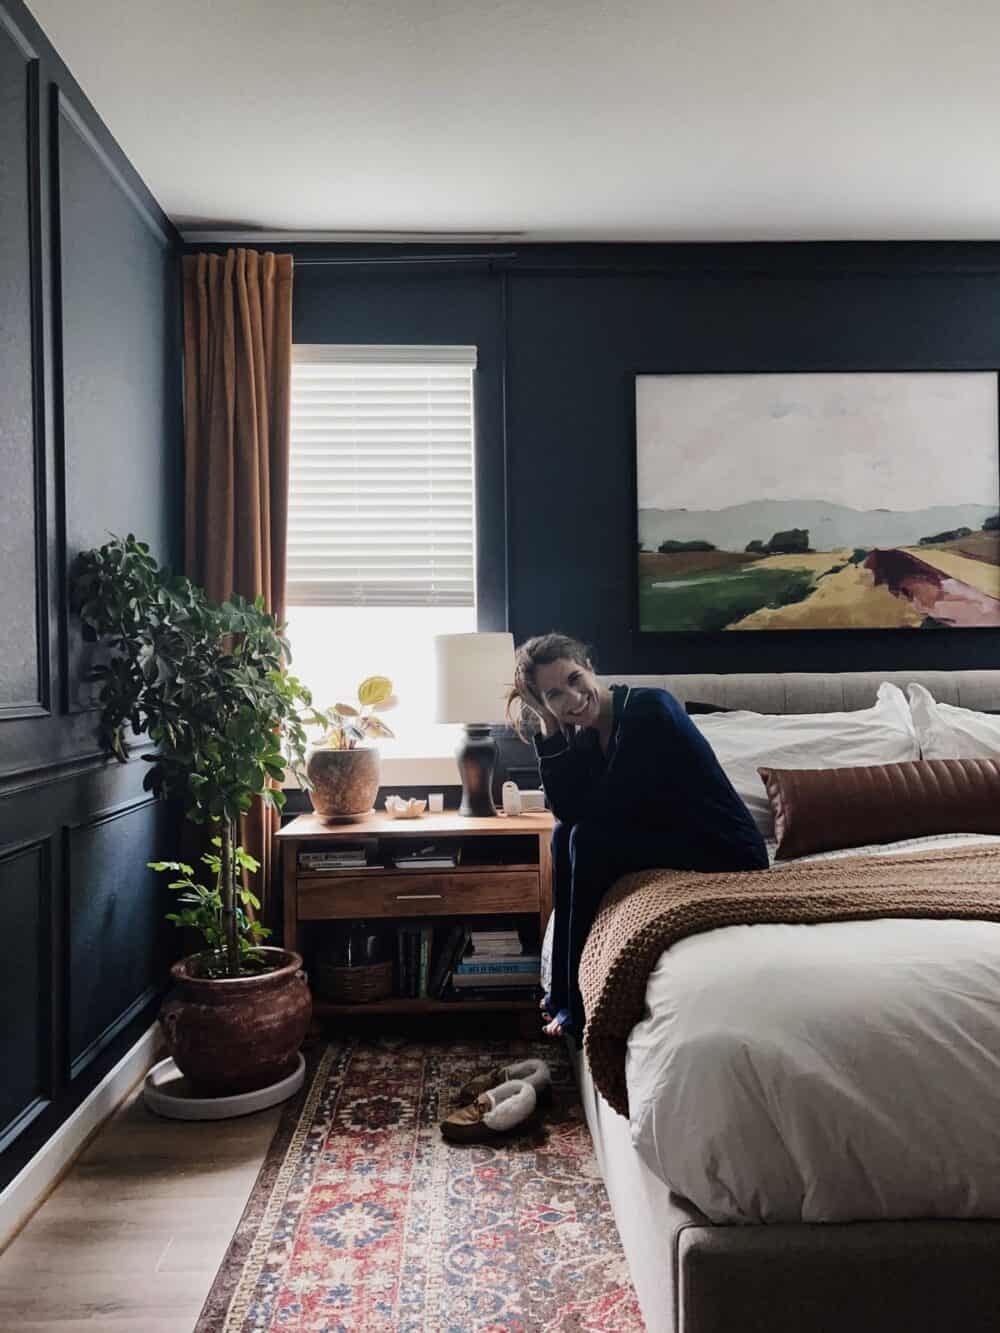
[531,657,602,730]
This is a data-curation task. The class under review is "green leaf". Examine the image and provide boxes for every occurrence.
[69,531,324,966]
[147,860,194,875]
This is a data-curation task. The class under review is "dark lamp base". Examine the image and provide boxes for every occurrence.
[455,724,497,817]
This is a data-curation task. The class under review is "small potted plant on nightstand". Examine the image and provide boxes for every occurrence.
[71,534,317,1115]
[306,677,397,820]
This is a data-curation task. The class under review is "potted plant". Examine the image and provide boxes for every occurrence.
[71,534,315,1100]
[306,676,397,820]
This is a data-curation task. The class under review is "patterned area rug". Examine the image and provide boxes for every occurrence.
[195,1036,643,1332]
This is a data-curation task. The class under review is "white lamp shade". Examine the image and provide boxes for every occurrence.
[433,632,515,724]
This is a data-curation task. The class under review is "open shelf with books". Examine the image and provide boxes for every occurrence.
[306,918,541,1016]
[277,810,554,1021]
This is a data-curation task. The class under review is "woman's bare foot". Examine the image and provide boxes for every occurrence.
[543,1007,571,1037]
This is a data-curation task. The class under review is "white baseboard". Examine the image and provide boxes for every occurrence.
[0,1021,161,1252]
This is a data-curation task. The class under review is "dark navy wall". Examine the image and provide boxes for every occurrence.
[504,248,1000,673]
[256,241,1000,676]
[0,0,181,1189]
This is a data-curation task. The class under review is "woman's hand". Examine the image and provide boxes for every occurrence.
[521,689,561,739]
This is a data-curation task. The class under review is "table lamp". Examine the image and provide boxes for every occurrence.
[433,632,515,816]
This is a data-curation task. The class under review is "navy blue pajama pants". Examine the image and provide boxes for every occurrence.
[545,819,763,1038]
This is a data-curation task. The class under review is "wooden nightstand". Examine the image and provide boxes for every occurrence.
[277,809,554,1019]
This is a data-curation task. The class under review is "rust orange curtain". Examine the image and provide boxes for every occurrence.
[181,248,293,929]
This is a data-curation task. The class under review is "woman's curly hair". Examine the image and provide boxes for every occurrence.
[505,632,592,739]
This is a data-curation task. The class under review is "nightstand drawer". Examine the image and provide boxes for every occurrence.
[297,871,540,920]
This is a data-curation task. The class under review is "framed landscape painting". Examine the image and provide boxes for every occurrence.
[636,371,1000,632]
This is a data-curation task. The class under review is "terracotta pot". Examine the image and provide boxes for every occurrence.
[306,745,381,821]
[159,947,312,1096]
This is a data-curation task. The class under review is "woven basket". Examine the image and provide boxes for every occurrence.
[313,958,393,1004]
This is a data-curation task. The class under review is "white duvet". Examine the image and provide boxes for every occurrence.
[625,833,1000,1224]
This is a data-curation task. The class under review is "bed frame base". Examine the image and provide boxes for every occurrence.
[572,1044,1000,1333]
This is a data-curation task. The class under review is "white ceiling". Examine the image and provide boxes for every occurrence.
[25,0,1000,243]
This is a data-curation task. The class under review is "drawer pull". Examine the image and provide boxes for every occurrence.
[394,892,444,901]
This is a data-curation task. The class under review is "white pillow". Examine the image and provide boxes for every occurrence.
[907,682,1000,759]
[691,682,919,836]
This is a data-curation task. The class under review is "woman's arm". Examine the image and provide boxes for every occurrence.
[516,687,598,825]
[538,696,691,826]
[535,730,600,824]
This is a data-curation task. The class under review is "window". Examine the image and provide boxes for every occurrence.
[284,345,478,761]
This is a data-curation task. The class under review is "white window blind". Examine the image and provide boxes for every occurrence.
[287,345,477,607]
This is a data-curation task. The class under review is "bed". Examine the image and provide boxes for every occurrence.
[562,669,1000,1333]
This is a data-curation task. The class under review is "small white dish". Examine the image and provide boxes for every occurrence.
[384,795,427,819]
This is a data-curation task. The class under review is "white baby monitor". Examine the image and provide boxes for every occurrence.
[501,781,522,816]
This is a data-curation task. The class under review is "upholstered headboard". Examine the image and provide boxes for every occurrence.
[599,670,1000,714]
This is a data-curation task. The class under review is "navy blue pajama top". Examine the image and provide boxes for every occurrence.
[533,684,767,867]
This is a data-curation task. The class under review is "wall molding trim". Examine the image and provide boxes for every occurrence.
[69,985,157,1081]
[0,1020,160,1253]
[0,834,54,1153]
[182,229,525,244]
[0,10,49,720]
[0,2,37,58]
[66,790,157,834]
[55,91,171,249]
[0,748,146,799]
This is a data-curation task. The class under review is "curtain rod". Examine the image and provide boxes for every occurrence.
[182,250,517,267]
[289,252,517,267]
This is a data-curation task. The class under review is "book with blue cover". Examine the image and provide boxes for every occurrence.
[454,955,540,975]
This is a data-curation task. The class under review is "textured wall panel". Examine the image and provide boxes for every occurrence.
[67,799,165,1077]
[55,92,176,713]
[0,838,51,1151]
[0,10,46,717]
[0,0,180,1193]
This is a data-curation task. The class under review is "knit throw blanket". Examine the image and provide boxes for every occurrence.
[579,844,1000,1118]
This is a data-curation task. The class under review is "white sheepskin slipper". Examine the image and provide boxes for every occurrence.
[440,1079,538,1143]
[456,1057,552,1106]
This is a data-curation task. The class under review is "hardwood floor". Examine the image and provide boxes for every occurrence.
[0,1085,281,1330]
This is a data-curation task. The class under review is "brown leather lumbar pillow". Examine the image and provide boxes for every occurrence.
[758,758,1000,861]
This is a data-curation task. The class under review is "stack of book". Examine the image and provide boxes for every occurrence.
[298,840,379,873]
[390,923,540,1001]
[467,928,523,957]
[452,929,540,997]
[392,922,464,998]
[391,843,460,871]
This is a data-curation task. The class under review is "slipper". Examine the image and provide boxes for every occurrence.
[440,1079,538,1144]
[456,1058,552,1107]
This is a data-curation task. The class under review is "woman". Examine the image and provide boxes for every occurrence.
[508,633,767,1039]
